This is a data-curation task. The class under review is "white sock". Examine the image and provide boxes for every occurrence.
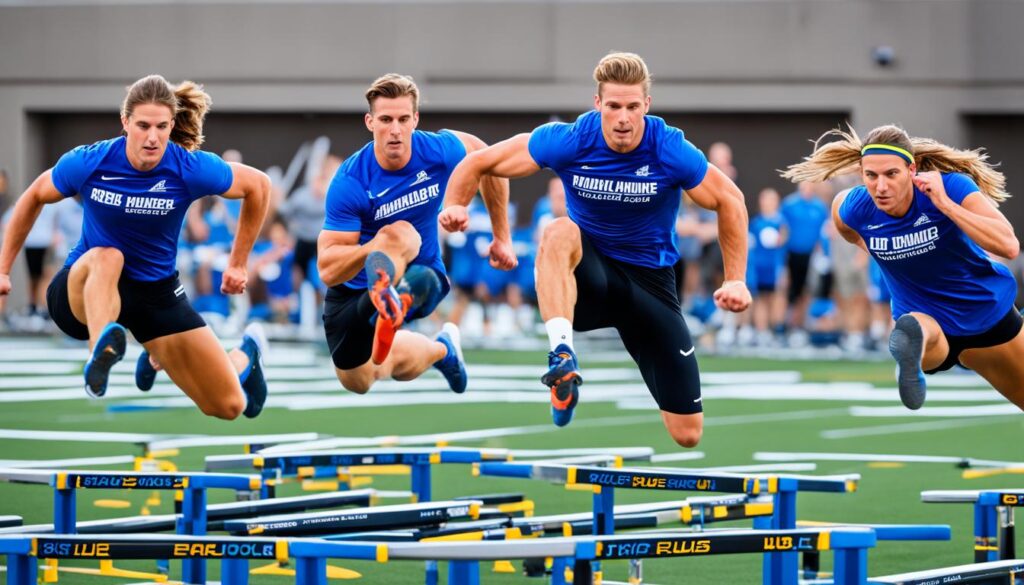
[545,317,574,351]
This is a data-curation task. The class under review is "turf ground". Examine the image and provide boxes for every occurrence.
[0,339,1020,584]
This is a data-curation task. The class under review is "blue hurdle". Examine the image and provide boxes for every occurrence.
[870,559,1024,584]
[477,461,859,585]
[0,468,260,584]
[921,489,1023,562]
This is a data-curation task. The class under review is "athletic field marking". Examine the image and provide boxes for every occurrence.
[821,416,1020,439]
[850,404,1021,417]
[0,455,136,468]
[755,452,970,464]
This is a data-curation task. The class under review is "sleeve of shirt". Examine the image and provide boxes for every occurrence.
[659,128,709,191]
[323,174,368,232]
[838,189,863,231]
[527,123,577,171]
[183,150,234,199]
[942,172,982,205]
[437,130,469,173]
[51,144,104,197]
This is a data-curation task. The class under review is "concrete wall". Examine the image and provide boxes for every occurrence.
[2,0,1023,208]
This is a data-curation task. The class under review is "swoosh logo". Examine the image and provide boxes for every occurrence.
[680,347,695,357]
[374,186,392,198]
[101,176,126,181]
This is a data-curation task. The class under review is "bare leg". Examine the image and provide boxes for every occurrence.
[335,331,447,394]
[959,326,1024,410]
[535,217,583,322]
[143,327,247,420]
[661,411,704,448]
[67,247,124,348]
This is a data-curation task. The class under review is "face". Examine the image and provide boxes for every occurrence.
[122,102,174,171]
[861,154,916,215]
[594,82,650,153]
[365,96,418,167]
[759,189,779,215]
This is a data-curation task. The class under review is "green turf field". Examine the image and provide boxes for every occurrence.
[0,345,1020,584]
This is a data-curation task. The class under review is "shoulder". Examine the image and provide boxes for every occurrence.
[940,172,980,202]
[837,186,870,222]
[417,129,468,163]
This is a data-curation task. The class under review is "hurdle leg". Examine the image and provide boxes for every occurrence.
[7,553,37,585]
[550,557,570,585]
[998,506,1015,560]
[53,487,76,534]
[832,548,868,585]
[761,489,798,585]
[425,560,438,585]
[974,501,999,562]
[411,463,431,502]
[294,556,327,585]
[181,487,208,584]
[221,558,249,585]
[447,561,479,585]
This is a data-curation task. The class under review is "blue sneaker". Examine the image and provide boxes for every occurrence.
[889,314,927,410]
[135,351,156,392]
[84,323,127,398]
[541,344,582,427]
[433,322,467,394]
[397,265,442,322]
[240,323,268,419]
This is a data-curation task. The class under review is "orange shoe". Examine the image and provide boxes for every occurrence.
[366,251,405,365]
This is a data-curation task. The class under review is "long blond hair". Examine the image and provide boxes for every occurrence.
[782,124,1009,204]
[121,74,211,152]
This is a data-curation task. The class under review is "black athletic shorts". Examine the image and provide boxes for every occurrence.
[786,251,812,304]
[573,232,702,415]
[323,285,377,370]
[293,238,318,282]
[925,306,1024,374]
[46,266,206,344]
[24,247,47,279]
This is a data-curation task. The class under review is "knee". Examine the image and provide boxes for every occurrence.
[377,221,421,254]
[199,394,245,420]
[83,247,125,269]
[337,370,372,394]
[665,420,703,448]
[538,217,580,259]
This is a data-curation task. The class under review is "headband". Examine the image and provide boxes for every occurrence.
[860,143,914,164]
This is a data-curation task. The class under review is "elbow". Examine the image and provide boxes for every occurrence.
[1002,238,1020,260]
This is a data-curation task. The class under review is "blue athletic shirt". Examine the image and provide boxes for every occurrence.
[749,213,786,271]
[780,194,828,254]
[527,111,708,268]
[324,129,466,291]
[839,172,1016,336]
[51,136,233,281]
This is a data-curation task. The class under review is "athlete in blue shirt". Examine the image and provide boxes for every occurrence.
[784,124,1023,411]
[0,75,271,418]
[440,53,751,447]
[318,74,508,395]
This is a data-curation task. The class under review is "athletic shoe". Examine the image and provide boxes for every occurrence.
[135,351,156,392]
[365,251,404,365]
[397,265,443,322]
[433,322,467,394]
[84,322,127,399]
[889,314,927,410]
[542,344,582,427]
[240,323,268,418]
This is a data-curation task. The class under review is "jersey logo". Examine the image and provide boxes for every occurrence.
[913,213,931,227]
[148,180,168,193]
[865,223,888,230]
[369,186,392,200]
[410,170,431,186]
[635,165,651,177]
[100,175,126,181]
[581,165,597,170]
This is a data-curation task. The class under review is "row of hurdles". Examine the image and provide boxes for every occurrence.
[0,440,1019,584]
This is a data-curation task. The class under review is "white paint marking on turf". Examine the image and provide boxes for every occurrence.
[754,452,970,464]
[0,455,136,468]
[648,452,710,463]
[704,408,851,426]
[147,433,320,450]
[0,429,166,442]
[821,416,1020,439]
[653,463,818,473]
[849,404,1022,417]
[0,362,81,375]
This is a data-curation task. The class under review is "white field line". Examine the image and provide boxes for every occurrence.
[850,404,1022,417]
[0,455,136,468]
[754,452,968,464]
[821,417,1020,439]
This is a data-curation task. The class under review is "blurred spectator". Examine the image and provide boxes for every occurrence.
[2,200,58,321]
[280,154,338,294]
[249,218,295,323]
[780,180,829,343]
[708,142,738,181]
[867,257,893,349]
[748,188,786,346]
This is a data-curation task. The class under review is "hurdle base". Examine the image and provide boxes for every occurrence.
[251,560,362,579]
[58,560,170,583]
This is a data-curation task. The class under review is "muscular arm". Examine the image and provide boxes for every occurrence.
[219,163,272,292]
[316,229,364,287]
[685,164,749,282]
[442,134,540,232]
[0,171,64,280]
[940,194,1019,259]
[831,189,867,252]
[449,131,512,244]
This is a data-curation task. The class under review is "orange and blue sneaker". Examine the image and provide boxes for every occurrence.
[239,322,269,419]
[433,322,467,394]
[366,251,405,365]
[542,343,582,427]
[889,314,927,410]
[84,322,127,398]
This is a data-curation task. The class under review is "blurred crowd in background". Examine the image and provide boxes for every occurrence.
[3,138,1024,356]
